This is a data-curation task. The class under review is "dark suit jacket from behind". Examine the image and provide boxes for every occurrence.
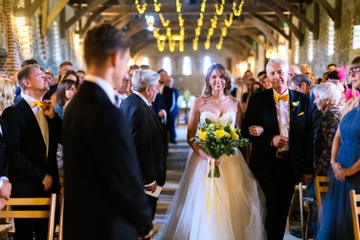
[0,117,9,177]
[2,99,61,198]
[120,93,167,187]
[63,81,153,240]
[242,89,313,182]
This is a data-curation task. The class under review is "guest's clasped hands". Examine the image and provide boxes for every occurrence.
[332,161,351,182]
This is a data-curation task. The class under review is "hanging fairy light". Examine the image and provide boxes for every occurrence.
[159,13,170,27]
[210,15,218,29]
[153,0,161,12]
[233,0,245,16]
[176,0,182,12]
[178,14,184,27]
[179,40,184,52]
[215,0,225,15]
[200,0,207,13]
[145,15,155,30]
[204,36,211,49]
[216,36,224,50]
[193,37,199,51]
[224,13,233,27]
[221,27,227,37]
[135,0,147,14]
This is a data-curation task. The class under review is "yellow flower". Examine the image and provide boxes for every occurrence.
[224,132,231,138]
[215,129,226,138]
[215,122,222,129]
[209,124,215,129]
[230,130,239,139]
[199,131,207,141]
[292,101,300,107]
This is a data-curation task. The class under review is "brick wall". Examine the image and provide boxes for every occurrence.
[0,0,84,77]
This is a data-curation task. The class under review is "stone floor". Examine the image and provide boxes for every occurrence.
[153,125,310,240]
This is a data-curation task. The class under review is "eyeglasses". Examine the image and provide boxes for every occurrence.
[123,78,130,82]
[349,68,360,75]
[289,73,298,77]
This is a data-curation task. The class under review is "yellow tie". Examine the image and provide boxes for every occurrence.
[274,94,289,102]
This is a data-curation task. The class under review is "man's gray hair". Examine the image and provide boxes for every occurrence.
[266,58,289,72]
[313,82,341,105]
[290,74,313,87]
[131,69,160,92]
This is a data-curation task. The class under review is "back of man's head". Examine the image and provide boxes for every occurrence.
[83,23,132,67]
[290,74,313,87]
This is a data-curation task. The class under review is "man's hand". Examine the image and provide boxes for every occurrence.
[158,109,165,118]
[0,198,6,210]
[42,174,53,191]
[138,221,154,239]
[145,182,157,193]
[301,174,312,184]
[0,180,11,200]
[272,135,288,148]
[248,125,264,136]
[42,100,56,119]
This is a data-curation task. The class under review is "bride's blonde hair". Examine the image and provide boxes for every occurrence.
[202,63,231,98]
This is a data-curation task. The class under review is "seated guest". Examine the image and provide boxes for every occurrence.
[120,69,167,219]
[0,79,15,114]
[55,80,78,119]
[261,76,272,90]
[50,70,79,105]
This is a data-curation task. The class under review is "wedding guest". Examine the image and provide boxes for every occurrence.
[165,77,179,144]
[114,73,130,107]
[2,64,61,239]
[50,70,79,105]
[120,69,166,219]
[55,80,78,119]
[300,63,312,78]
[0,79,15,114]
[63,23,153,240]
[316,57,360,240]
[76,70,85,84]
[261,76,272,90]
[43,61,73,100]
[342,56,360,116]
[242,58,313,240]
[327,63,337,73]
[44,70,54,86]
[288,65,301,80]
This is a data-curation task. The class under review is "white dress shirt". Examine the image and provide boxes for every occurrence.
[85,74,117,106]
[273,89,290,151]
[23,94,49,157]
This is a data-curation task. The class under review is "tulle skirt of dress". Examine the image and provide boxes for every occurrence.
[155,149,267,240]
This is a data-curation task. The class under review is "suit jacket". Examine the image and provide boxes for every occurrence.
[152,93,168,130]
[0,117,9,177]
[2,99,61,197]
[120,93,167,186]
[161,85,173,114]
[170,88,179,116]
[63,81,153,240]
[242,89,313,182]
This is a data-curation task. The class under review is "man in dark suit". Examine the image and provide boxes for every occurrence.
[165,77,179,144]
[120,69,166,219]
[155,69,174,131]
[2,64,61,240]
[242,58,313,240]
[0,117,11,210]
[63,24,153,240]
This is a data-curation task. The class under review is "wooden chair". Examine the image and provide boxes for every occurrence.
[350,190,360,240]
[0,193,57,240]
[314,175,329,220]
[58,191,64,240]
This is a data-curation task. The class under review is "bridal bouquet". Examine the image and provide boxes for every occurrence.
[191,118,249,178]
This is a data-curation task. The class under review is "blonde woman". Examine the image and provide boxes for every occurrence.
[0,78,15,115]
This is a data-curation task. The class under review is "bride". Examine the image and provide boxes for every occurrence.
[155,63,267,240]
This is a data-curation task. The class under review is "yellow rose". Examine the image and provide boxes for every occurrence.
[231,130,239,140]
[199,131,207,141]
[215,129,226,139]
[224,132,231,138]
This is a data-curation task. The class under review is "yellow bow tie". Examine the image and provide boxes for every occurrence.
[274,94,289,102]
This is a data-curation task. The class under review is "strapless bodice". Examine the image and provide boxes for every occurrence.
[200,110,236,126]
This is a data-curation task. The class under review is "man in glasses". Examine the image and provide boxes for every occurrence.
[115,73,131,108]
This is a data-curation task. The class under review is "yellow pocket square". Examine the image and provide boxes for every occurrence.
[297,112,304,116]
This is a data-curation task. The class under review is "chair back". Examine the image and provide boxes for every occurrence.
[0,193,57,240]
[350,190,360,240]
[314,175,329,216]
[58,192,64,240]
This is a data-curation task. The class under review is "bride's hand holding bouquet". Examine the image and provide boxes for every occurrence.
[191,118,249,178]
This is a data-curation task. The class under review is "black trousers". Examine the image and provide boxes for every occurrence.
[251,156,296,240]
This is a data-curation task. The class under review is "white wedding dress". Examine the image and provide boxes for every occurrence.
[155,111,267,240]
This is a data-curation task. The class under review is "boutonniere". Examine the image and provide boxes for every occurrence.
[291,101,300,111]
[297,112,304,116]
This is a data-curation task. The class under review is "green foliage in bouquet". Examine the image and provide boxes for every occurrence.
[191,118,249,178]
